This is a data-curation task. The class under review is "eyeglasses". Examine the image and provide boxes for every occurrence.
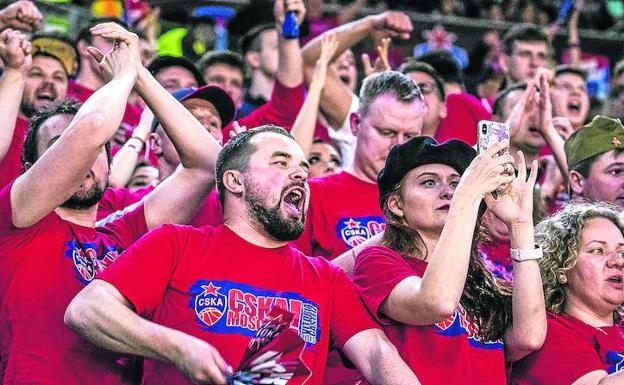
[416,81,437,96]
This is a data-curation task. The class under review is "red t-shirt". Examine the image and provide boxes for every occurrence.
[67,80,142,128]
[97,186,223,227]
[511,312,624,384]
[293,171,385,259]
[223,79,306,141]
[0,117,28,189]
[353,246,507,385]
[0,182,148,385]
[434,93,492,146]
[98,224,378,385]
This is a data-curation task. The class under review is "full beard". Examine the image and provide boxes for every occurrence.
[61,179,107,210]
[20,100,37,118]
[245,182,306,242]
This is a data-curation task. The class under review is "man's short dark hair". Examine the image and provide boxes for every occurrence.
[196,50,248,81]
[358,71,425,117]
[215,125,293,204]
[554,64,588,81]
[239,23,275,54]
[76,17,128,45]
[492,82,528,117]
[502,24,549,55]
[415,50,465,89]
[22,99,111,167]
[398,60,446,101]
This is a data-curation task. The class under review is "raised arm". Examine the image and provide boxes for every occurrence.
[90,23,222,229]
[0,0,42,32]
[0,29,30,162]
[380,143,515,326]
[301,12,412,128]
[486,153,546,362]
[291,34,337,154]
[108,107,154,188]
[536,73,569,181]
[341,329,421,385]
[274,0,306,87]
[65,279,231,384]
[11,30,138,228]
[567,0,583,67]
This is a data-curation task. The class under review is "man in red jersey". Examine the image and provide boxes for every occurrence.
[0,30,76,188]
[0,23,220,384]
[65,125,422,385]
[294,71,426,267]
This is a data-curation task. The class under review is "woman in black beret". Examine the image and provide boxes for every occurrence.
[352,136,546,385]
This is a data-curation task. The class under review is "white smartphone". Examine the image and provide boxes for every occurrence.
[477,120,510,155]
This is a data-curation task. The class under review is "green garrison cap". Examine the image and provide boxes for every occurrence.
[564,115,624,169]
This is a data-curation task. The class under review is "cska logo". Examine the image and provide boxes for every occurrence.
[337,216,385,248]
[194,282,228,327]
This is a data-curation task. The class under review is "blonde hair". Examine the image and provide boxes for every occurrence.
[536,201,624,322]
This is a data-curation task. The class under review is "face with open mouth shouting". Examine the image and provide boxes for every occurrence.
[552,73,590,129]
[331,49,357,93]
[565,217,624,319]
[243,132,310,241]
[22,56,68,117]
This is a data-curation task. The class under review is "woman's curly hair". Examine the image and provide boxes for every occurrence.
[536,201,624,323]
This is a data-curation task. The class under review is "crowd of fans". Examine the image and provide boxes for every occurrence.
[0,0,623,384]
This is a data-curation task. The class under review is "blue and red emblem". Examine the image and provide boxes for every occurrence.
[336,216,385,248]
[193,282,228,327]
[435,306,503,350]
[606,350,624,374]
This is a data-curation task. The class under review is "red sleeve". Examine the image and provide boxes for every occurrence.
[328,265,380,350]
[0,182,17,236]
[0,181,51,242]
[98,203,148,249]
[0,118,28,189]
[223,79,305,140]
[512,314,606,385]
[97,224,185,316]
[189,190,223,227]
[352,246,417,325]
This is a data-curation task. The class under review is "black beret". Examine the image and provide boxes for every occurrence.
[377,137,476,208]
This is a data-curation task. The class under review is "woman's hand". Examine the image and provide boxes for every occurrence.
[485,151,539,227]
[455,141,516,203]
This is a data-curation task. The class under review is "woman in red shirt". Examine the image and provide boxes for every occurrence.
[511,202,624,385]
[353,136,546,385]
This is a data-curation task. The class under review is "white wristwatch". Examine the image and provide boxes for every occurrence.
[510,245,543,262]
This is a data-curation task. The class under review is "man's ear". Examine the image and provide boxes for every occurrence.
[569,169,585,196]
[77,40,91,59]
[439,99,447,119]
[222,170,245,196]
[350,112,361,137]
[245,51,260,70]
[500,53,509,76]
